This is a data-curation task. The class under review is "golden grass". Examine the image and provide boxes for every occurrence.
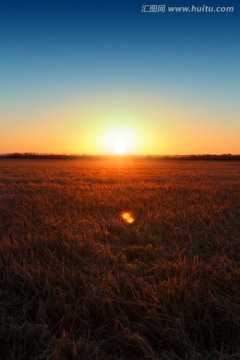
[0,159,240,359]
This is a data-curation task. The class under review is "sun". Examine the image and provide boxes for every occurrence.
[113,139,128,154]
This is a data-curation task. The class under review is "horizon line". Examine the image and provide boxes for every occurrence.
[1,152,240,158]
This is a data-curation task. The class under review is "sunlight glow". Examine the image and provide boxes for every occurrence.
[99,125,140,154]
[113,139,128,154]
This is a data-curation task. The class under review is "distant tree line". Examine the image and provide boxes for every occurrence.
[0,153,103,160]
[0,153,240,161]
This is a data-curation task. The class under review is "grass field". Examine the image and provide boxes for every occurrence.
[0,158,240,359]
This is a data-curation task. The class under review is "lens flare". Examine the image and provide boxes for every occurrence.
[120,211,135,224]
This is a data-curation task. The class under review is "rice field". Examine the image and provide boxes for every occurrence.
[0,158,240,359]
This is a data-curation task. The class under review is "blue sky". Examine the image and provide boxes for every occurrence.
[0,0,239,154]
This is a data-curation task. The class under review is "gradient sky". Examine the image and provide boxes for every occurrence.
[0,0,239,154]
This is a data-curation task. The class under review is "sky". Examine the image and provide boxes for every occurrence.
[0,0,239,155]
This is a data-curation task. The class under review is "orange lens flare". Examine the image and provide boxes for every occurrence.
[126,217,134,224]
[120,211,135,224]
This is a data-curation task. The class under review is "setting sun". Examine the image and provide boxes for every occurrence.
[113,139,128,154]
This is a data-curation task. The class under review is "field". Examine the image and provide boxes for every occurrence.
[0,158,240,359]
